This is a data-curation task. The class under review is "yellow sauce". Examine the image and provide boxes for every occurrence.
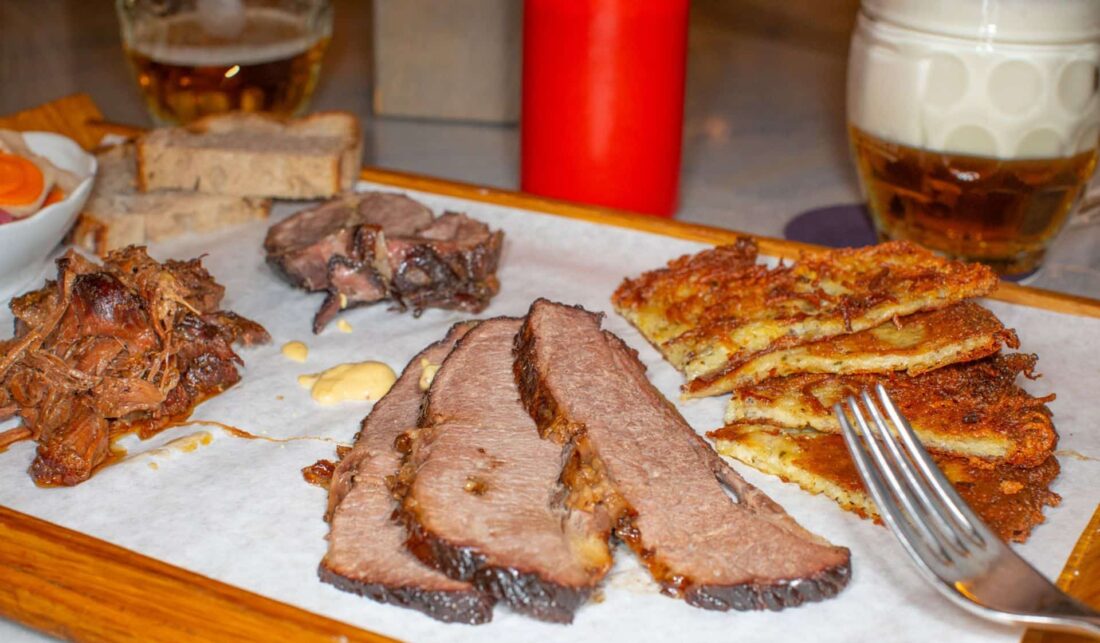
[281,340,309,362]
[339,293,348,309]
[143,431,214,461]
[337,319,353,333]
[418,357,441,391]
[299,361,397,405]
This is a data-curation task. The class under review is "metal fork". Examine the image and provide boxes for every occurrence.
[835,384,1100,637]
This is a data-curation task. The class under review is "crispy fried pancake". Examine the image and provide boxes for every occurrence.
[612,239,999,387]
[708,422,1060,543]
[685,302,1018,397]
[725,354,1056,467]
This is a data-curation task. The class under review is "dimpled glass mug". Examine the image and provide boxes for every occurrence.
[847,0,1100,276]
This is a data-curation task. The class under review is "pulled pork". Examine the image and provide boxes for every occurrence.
[0,247,269,486]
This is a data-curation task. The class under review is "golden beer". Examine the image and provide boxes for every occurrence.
[851,126,1097,275]
[121,7,329,125]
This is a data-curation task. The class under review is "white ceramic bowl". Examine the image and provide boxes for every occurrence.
[0,132,97,299]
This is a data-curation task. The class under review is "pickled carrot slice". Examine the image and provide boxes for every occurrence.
[0,153,45,206]
[42,186,65,206]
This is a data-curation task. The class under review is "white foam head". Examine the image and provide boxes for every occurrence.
[862,0,1100,43]
[129,7,319,67]
[849,0,1100,158]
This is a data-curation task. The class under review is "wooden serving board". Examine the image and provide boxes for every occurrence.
[1,95,1098,642]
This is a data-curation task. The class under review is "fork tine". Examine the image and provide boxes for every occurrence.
[844,396,956,565]
[874,384,996,547]
[858,389,972,556]
[835,400,954,572]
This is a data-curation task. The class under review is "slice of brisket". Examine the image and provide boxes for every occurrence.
[514,299,851,611]
[321,322,493,624]
[263,192,503,333]
[396,318,611,623]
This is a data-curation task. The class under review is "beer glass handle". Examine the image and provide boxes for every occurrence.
[1076,172,1100,226]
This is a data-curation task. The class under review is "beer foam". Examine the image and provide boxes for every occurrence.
[128,7,320,67]
[863,0,1100,43]
[849,0,1100,159]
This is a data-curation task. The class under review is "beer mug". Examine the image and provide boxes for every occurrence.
[116,0,333,125]
[847,0,1100,275]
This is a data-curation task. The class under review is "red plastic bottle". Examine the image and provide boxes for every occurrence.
[521,0,689,217]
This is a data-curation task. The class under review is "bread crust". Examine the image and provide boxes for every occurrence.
[135,111,362,198]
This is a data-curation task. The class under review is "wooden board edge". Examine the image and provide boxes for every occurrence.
[357,166,1100,320]
[0,94,106,152]
[0,506,395,643]
[1020,502,1100,643]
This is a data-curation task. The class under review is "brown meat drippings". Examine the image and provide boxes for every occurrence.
[0,247,269,486]
[303,459,337,489]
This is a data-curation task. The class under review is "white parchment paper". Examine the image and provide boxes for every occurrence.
[1,181,1098,643]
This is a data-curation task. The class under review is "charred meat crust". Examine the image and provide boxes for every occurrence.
[400,504,590,624]
[317,562,494,625]
[388,229,504,315]
[684,564,852,611]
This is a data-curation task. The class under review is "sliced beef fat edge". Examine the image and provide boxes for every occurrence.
[514,299,852,611]
[395,317,611,624]
[321,321,494,624]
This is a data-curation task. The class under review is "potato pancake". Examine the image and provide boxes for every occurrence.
[709,422,1060,543]
[685,301,1017,397]
[725,354,1056,467]
[613,239,998,390]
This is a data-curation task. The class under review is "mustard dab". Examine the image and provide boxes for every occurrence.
[299,361,397,405]
[418,357,441,391]
[281,340,309,362]
[337,319,353,333]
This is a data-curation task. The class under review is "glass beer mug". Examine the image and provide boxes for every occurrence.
[116,0,333,125]
[847,0,1100,275]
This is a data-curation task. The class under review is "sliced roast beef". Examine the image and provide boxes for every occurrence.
[396,317,611,623]
[321,322,493,624]
[514,299,851,611]
[264,191,503,333]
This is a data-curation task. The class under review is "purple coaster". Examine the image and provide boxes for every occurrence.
[783,202,1039,281]
[783,203,878,248]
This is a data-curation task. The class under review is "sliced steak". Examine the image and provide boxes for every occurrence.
[515,299,851,611]
[264,192,503,332]
[321,322,493,624]
[396,317,611,623]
